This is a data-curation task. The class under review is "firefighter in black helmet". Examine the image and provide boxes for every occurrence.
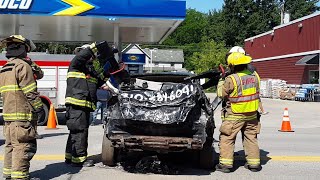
[64,41,129,167]
[0,35,43,180]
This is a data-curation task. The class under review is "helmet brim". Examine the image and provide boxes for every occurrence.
[0,36,36,52]
[28,39,36,52]
[227,52,252,66]
[235,56,252,65]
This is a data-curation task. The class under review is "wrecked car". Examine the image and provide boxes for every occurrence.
[102,71,221,169]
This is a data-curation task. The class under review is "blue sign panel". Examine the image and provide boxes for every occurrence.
[122,54,146,65]
[0,0,186,18]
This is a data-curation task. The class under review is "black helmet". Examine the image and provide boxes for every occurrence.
[0,35,36,52]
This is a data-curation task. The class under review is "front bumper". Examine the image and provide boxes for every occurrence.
[109,134,204,152]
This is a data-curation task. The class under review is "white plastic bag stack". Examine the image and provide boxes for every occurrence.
[271,79,287,99]
[260,79,271,98]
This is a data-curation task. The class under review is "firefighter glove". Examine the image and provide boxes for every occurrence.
[89,42,98,54]
[34,107,44,116]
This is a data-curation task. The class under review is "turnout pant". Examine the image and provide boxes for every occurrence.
[218,119,261,167]
[3,121,37,180]
[65,105,90,164]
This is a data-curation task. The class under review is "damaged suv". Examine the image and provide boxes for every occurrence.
[102,72,220,169]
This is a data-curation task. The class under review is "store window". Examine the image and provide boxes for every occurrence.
[309,70,319,84]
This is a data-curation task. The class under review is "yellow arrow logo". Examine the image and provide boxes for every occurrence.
[54,0,94,16]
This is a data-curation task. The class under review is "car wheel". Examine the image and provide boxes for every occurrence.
[198,143,215,169]
[37,103,49,126]
[101,134,117,166]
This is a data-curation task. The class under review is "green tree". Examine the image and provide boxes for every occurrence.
[222,0,279,47]
[189,41,228,73]
[163,9,208,45]
[245,0,279,37]
[163,9,212,70]
[206,10,225,43]
[35,43,81,54]
[282,0,320,20]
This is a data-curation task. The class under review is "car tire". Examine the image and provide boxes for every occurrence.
[101,134,117,166]
[198,143,215,169]
[37,103,49,126]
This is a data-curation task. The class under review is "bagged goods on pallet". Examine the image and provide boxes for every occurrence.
[260,79,287,99]
[271,79,287,99]
[260,79,272,98]
[280,87,296,100]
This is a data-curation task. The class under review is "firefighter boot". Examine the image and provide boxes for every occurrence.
[244,163,262,172]
[215,164,232,173]
[72,159,94,167]
[65,159,71,164]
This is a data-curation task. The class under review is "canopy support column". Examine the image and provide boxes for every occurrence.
[113,23,122,61]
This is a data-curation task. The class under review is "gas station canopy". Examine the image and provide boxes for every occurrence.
[0,0,186,43]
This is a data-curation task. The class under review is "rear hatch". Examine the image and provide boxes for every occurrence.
[107,73,207,137]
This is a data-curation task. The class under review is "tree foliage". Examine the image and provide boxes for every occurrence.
[163,9,209,45]
[222,0,280,46]
[206,10,225,43]
[283,0,320,20]
[163,0,319,72]
[189,41,228,73]
[35,43,80,54]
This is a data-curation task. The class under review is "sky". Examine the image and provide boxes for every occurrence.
[187,0,224,12]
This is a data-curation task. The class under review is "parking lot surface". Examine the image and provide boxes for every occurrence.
[1,96,320,179]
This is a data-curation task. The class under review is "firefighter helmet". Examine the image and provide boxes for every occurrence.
[227,52,252,66]
[74,44,91,54]
[229,46,246,54]
[0,35,36,52]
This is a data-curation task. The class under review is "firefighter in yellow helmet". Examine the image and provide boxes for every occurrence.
[227,46,267,114]
[216,52,262,173]
[0,35,43,180]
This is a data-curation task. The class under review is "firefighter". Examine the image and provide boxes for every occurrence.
[227,46,267,115]
[216,52,262,173]
[64,41,129,167]
[24,57,45,139]
[0,35,43,180]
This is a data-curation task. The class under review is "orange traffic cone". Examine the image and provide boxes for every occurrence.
[46,104,58,129]
[279,108,294,132]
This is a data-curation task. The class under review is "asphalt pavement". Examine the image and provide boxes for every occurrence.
[0,95,320,180]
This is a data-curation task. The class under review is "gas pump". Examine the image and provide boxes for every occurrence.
[122,53,146,74]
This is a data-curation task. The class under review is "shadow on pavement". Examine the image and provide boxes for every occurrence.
[31,162,82,179]
[232,149,271,172]
[95,150,214,176]
[88,154,102,164]
[38,133,68,139]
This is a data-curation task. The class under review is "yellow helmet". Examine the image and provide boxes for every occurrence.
[0,35,36,52]
[227,52,252,66]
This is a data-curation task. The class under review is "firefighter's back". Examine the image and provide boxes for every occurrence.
[0,58,34,119]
